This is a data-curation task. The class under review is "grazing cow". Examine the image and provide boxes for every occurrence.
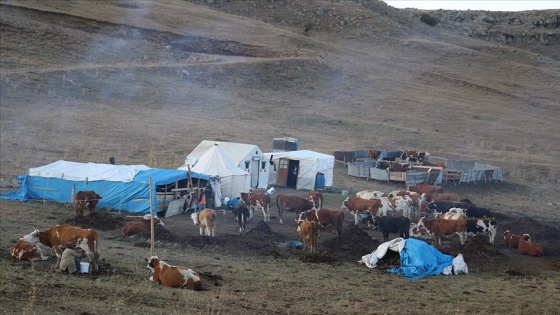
[276,194,315,225]
[427,200,473,213]
[241,191,271,222]
[191,209,217,237]
[298,209,344,236]
[233,202,251,234]
[355,190,386,199]
[423,193,459,203]
[408,184,443,195]
[416,216,467,246]
[503,230,525,248]
[466,217,497,244]
[374,215,411,242]
[306,190,324,210]
[10,239,48,261]
[146,256,202,290]
[367,149,381,161]
[518,234,543,257]
[75,191,102,217]
[20,224,99,270]
[122,215,165,236]
[296,220,319,253]
[465,205,492,218]
[341,196,382,225]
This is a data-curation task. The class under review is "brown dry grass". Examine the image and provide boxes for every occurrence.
[1,1,560,314]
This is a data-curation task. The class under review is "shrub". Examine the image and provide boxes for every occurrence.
[420,13,438,26]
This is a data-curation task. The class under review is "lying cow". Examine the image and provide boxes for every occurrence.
[374,215,410,242]
[10,239,48,261]
[298,208,344,236]
[518,234,544,257]
[503,230,525,248]
[233,202,251,234]
[75,191,102,217]
[21,224,99,270]
[122,215,165,236]
[297,220,319,253]
[147,256,202,290]
[191,209,217,237]
[276,194,315,225]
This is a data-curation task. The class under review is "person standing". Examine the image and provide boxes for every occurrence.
[54,242,85,274]
[198,188,206,212]
[204,181,214,209]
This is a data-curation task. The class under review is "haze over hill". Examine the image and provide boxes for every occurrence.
[1,0,559,215]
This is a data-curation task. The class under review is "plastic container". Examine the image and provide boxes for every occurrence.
[285,240,303,249]
[79,262,90,273]
[315,173,325,190]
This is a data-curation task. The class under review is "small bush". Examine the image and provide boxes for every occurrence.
[303,20,314,34]
[420,13,438,26]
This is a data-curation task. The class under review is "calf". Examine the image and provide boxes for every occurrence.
[503,230,529,249]
[341,196,381,225]
[466,217,497,244]
[75,190,102,217]
[298,209,344,236]
[191,209,217,237]
[416,216,467,246]
[233,202,251,234]
[518,234,543,257]
[10,239,48,261]
[306,190,324,210]
[297,220,319,253]
[21,224,99,270]
[146,256,202,290]
[122,215,165,236]
[276,194,315,225]
[374,216,410,242]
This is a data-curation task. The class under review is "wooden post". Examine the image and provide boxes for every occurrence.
[187,165,193,189]
[149,176,155,257]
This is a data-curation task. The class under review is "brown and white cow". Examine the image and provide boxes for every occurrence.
[191,209,217,237]
[416,215,467,246]
[306,190,324,210]
[401,150,429,163]
[146,256,202,290]
[297,220,319,253]
[298,208,344,236]
[10,239,48,261]
[518,234,543,257]
[241,191,271,222]
[75,191,102,217]
[408,184,443,195]
[341,196,382,225]
[355,190,386,199]
[233,202,251,234]
[387,190,416,198]
[503,230,526,248]
[21,224,99,270]
[423,193,459,203]
[276,194,315,225]
[122,215,165,237]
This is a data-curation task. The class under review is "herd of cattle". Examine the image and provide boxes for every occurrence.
[9,184,545,290]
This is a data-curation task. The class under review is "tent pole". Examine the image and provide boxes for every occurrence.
[187,165,193,189]
[149,176,155,257]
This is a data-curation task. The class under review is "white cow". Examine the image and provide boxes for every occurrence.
[355,190,386,200]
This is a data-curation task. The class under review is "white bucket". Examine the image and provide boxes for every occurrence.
[79,262,90,274]
[266,187,276,196]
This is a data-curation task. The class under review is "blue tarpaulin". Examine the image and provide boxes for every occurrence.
[388,238,454,280]
[0,160,208,214]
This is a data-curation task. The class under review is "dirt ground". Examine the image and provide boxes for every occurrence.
[1,1,560,314]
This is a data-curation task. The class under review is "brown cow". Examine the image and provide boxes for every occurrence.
[297,220,319,253]
[147,256,202,290]
[423,193,459,203]
[503,230,525,248]
[416,215,467,246]
[518,234,543,257]
[21,224,99,270]
[276,194,314,225]
[341,196,381,225]
[10,239,48,261]
[306,190,323,210]
[298,208,344,236]
[75,191,102,217]
[367,149,381,161]
[241,191,271,222]
[191,209,217,237]
[122,215,165,236]
[408,184,443,195]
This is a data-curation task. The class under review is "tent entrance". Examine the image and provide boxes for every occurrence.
[277,158,300,188]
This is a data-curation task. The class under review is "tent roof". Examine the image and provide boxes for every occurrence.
[185,140,263,166]
[183,144,249,177]
[265,150,334,161]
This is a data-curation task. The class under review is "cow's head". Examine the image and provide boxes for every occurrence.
[146,256,159,272]
[522,234,531,242]
[341,197,349,210]
[20,229,40,243]
[190,212,200,225]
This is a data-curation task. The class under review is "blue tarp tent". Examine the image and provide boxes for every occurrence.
[0,160,208,214]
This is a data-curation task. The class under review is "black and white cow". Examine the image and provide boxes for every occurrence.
[427,200,473,213]
[374,215,411,242]
[466,217,497,244]
[465,205,492,218]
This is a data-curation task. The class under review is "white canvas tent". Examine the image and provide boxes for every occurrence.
[179,144,251,201]
[264,150,334,191]
[183,140,269,189]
